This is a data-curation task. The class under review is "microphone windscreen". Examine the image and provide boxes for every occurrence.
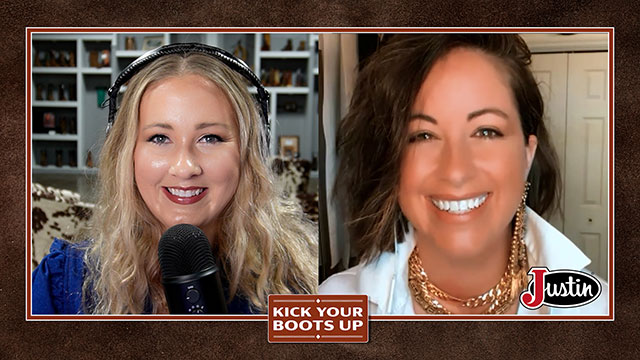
[158,224,216,279]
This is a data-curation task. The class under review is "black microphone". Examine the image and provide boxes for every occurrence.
[158,224,228,314]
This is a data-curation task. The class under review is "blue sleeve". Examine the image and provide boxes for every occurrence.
[32,239,253,314]
[227,293,254,314]
[31,238,86,314]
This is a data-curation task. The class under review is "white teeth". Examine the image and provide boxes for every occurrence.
[167,188,204,198]
[431,194,487,214]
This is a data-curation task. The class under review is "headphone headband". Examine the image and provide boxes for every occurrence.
[104,42,270,145]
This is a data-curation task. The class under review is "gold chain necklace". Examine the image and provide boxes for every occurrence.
[408,183,531,315]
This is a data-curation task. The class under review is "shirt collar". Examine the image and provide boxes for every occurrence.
[355,226,415,314]
[523,207,591,271]
[356,207,592,315]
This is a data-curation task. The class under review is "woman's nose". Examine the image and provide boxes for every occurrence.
[438,139,476,187]
[168,145,202,178]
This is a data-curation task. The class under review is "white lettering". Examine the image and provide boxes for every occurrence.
[324,320,334,331]
[273,320,283,331]
[579,284,593,297]
[316,306,365,317]
[544,276,595,298]
[299,320,312,331]
[339,320,364,331]
[284,320,297,331]
[273,319,333,332]
[272,306,312,317]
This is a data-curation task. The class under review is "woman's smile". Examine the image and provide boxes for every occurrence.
[430,192,489,214]
[163,186,209,204]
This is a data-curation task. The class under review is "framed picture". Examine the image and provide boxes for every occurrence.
[43,112,55,129]
[279,135,299,158]
[142,36,164,50]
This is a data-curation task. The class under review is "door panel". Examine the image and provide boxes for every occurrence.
[565,52,609,279]
[530,52,608,279]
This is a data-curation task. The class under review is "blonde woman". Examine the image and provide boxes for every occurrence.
[32,44,318,314]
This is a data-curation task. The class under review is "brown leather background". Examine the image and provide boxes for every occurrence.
[3,1,638,357]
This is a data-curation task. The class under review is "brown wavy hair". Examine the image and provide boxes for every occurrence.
[336,34,561,263]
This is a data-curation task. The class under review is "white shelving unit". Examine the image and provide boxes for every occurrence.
[32,134,78,141]
[32,67,77,74]
[267,87,310,94]
[32,100,78,108]
[114,50,147,58]
[259,50,312,58]
[80,67,112,75]
[32,165,97,175]
[251,33,317,159]
[31,34,113,175]
[31,32,319,175]
[310,33,320,171]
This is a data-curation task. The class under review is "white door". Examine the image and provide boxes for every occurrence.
[530,52,609,279]
[530,53,568,232]
[564,52,609,279]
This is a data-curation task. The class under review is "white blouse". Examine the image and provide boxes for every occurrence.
[319,207,609,315]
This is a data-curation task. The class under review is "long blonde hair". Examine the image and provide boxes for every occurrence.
[82,53,318,314]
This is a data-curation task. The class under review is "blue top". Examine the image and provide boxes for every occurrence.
[32,238,253,314]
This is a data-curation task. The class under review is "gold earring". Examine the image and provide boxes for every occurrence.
[511,181,531,295]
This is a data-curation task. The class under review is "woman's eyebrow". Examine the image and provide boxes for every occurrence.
[409,108,509,124]
[142,123,172,131]
[141,122,230,131]
[195,122,230,130]
[409,113,437,124]
[468,108,510,121]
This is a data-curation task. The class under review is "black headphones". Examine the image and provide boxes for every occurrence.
[104,42,270,145]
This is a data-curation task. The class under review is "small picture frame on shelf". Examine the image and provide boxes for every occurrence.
[142,36,164,50]
[125,36,137,50]
[43,112,55,130]
[98,49,110,67]
[279,135,299,158]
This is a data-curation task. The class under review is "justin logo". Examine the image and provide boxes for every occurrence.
[519,267,602,310]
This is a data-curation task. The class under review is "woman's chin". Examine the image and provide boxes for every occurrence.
[435,240,491,260]
[417,228,496,261]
